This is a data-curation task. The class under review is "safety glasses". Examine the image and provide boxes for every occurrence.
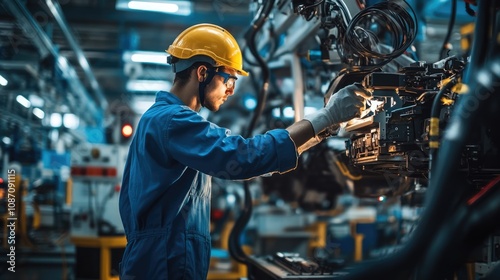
[214,71,238,89]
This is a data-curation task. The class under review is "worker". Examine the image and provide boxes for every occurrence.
[118,23,371,279]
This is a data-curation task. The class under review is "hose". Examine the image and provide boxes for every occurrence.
[339,0,417,69]
[463,0,493,82]
[428,78,457,177]
[228,0,275,265]
[337,3,497,278]
[439,0,457,60]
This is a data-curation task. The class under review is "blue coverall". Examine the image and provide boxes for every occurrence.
[119,91,298,279]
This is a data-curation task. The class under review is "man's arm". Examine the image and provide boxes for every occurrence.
[286,119,316,148]
[286,83,372,152]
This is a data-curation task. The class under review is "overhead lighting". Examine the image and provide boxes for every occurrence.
[16,95,31,108]
[130,95,156,114]
[116,0,192,16]
[242,95,257,110]
[50,113,62,128]
[2,137,11,145]
[126,80,172,92]
[0,74,7,86]
[304,106,318,115]
[273,106,318,118]
[33,108,45,119]
[29,94,45,107]
[63,114,80,129]
[123,51,169,64]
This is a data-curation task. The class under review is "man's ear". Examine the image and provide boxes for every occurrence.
[197,65,207,82]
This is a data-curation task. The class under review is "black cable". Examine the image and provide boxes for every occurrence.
[486,9,500,59]
[244,0,275,138]
[418,11,500,279]
[465,2,476,17]
[339,0,417,70]
[228,180,253,264]
[337,8,496,280]
[228,0,275,265]
[428,78,457,177]
[439,0,457,60]
[298,0,325,20]
[463,0,493,82]
[419,176,500,280]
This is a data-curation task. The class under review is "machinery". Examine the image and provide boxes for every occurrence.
[70,143,126,237]
[226,0,500,279]
[69,143,128,280]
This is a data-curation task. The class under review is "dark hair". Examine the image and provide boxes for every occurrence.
[173,62,212,87]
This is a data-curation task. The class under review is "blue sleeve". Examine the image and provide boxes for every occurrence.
[165,108,298,180]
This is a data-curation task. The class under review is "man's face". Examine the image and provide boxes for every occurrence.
[203,67,238,112]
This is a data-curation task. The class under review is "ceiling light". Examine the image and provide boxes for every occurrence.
[283,107,295,118]
[126,80,172,92]
[50,113,62,128]
[2,137,12,145]
[130,95,156,114]
[29,94,45,107]
[123,51,169,64]
[33,108,45,119]
[0,74,7,86]
[129,1,178,13]
[116,0,192,16]
[63,114,80,129]
[242,95,257,110]
[16,95,31,108]
[275,106,318,119]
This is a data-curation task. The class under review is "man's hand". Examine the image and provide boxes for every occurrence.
[304,83,372,135]
[326,82,372,123]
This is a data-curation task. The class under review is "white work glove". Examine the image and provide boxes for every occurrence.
[304,82,372,135]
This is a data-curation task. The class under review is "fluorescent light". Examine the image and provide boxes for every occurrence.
[58,56,68,68]
[0,74,7,86]
[130,95,155,114]
[16,95,31,108]
[29,94,45,107]
[123,51,169,64]
[283,107,294,118]
[33,108,45,119]
[133,100,155,114]
[2,137,11,145]
[129,1,178,13]
[304,106,318,115]
[242,95,257,110]
[127,80,172,92]
[117,1,192,16]
[273,106,318,118]
[63,114,80,129]
[50,113,62,127]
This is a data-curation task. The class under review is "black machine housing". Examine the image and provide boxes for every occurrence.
[327,57,500,198]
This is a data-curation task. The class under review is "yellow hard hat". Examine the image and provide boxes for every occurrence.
[166,23,248,76]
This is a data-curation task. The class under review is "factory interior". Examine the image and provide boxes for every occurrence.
[1,0,500,279]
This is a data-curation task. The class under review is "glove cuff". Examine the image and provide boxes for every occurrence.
[303,108,335,135]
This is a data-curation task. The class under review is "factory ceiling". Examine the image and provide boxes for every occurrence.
[0,0,251,130]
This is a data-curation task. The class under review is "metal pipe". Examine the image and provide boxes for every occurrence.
[1,0,55,59]
[44,0,108,111]
[3,0,102,126]
[289,53,305,122]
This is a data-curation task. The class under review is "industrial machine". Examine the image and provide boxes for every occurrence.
[69,143,128,280]
[70,143,126,237]
[226,0,500,279]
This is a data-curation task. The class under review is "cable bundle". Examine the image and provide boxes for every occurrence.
[339,0,417,69]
